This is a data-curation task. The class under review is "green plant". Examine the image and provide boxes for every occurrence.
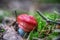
[29,11,60,40]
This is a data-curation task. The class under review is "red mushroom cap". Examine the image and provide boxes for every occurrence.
[17,14,37,32]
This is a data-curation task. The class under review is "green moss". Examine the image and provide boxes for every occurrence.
[29,11,60,40]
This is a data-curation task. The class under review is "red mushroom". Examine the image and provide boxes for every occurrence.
[17,14,37,32]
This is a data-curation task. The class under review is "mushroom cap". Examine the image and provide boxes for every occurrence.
[17,14,37,32]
